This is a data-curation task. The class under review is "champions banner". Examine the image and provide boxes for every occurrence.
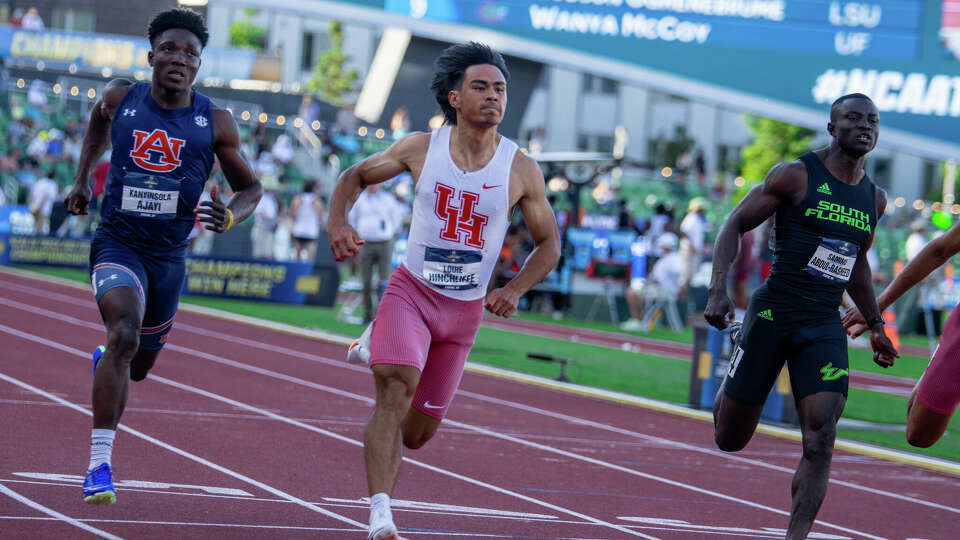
[0,233,338,306]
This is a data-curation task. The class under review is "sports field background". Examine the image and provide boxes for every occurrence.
[24,265,960,462]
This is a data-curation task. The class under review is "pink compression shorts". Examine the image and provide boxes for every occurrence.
[369,264,484,420]
[917,305,960,415]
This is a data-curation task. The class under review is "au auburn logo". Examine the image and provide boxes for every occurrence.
[434,183,489,249]
[130,129,185,173]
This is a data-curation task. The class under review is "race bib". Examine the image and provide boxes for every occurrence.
[422,247,482,290]
[804,237,858,283]
[119,172,180,220]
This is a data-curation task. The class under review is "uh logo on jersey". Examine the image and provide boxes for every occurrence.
[434,183,489,249]
[129,129,186,173]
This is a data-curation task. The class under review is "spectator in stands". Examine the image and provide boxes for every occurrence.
[298,95,319,127]
[21,7,44,30]
[907,219,929,259]
[645,203,674,258]
[251,176,280,259]
[694,148,707,186]
[679,196,708,278]
[27,79,48,110]
[271,134,294,165]
[621,232,687,331]
[290,180,325,261]
[29,173,58,235]
[616,199,638,232]
[348,182,406,323]
[8,8,24,27]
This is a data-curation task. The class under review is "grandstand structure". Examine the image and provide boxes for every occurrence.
[201,0,960,208]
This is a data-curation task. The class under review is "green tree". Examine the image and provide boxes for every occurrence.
[230,9,266,50]
[740,116,815,182]
[304,21,358,106]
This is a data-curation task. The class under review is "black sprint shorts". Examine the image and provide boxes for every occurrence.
[723,290,849,406]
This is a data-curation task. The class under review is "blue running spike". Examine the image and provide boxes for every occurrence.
[92,345,105,375]
[83,463,116,505]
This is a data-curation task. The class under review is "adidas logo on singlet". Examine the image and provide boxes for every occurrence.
[757,309,773,321]
[817,183,832,196]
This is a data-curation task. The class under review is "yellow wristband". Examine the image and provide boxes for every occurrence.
[224,208,235,232]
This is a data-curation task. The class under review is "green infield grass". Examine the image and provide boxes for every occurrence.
[13,265,958,462]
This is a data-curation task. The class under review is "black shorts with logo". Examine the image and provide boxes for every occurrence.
[723,286,849,406]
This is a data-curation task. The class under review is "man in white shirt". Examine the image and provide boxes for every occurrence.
[906,219,928,260]
[621,232,687,331]
[680,196,708,284]
[348,183,405,323]
[251,188,279,259]
[29,176,58,235]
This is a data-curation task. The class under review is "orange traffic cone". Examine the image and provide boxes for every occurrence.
[883,309,900,350]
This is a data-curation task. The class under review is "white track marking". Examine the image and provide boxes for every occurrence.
[3,294,956,516]
[0,325,654,539]
[0,344,365,531]
[456,391,960,515]
[0,483,123,539]
[149,345,884,539]
[2,275,956,476]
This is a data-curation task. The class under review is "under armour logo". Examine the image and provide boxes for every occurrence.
[194,115,208,127]
[98,273,119,287]
[123,108,136,117]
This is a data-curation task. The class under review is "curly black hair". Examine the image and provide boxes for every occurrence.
[147,8,209,49]
[430,42,509,125]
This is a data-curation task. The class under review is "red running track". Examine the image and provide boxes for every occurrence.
[1,270,958,539]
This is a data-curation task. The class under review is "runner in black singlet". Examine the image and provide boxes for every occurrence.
[704,93,898,540]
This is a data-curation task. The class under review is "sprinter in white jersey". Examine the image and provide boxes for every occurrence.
[327,42,560,540]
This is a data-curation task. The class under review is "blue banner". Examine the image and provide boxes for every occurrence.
[0,233,337,306]
[182,255,319,304]
[338,0,960,151]
[0,27,257,81]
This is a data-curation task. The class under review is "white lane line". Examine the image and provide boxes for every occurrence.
[456,391,960,516]
[149,345,884,540]
[2,294,956,521]
[0,518,543,538]
[0,334,365,532]
[0,483,123,540]
[0,325,653,539]
[3,275,957,476]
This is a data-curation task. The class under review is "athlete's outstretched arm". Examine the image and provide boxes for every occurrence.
[327,132,429,261]
[485,154,561,318]
[200,108,262,233]
[845,217,960,335]
[704,161,804,329]
[64,78,132,215]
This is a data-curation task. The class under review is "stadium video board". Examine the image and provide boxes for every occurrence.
[355,0,960,153]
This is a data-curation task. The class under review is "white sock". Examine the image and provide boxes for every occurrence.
[369,492,392,519]
[89,429,115,471]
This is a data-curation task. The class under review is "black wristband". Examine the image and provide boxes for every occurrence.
[866,315,885,328]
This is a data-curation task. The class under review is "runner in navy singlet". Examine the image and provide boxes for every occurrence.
[63,8,262,505]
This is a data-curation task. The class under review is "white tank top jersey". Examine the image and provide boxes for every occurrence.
[292,192,320,239]
[404,126,518,300]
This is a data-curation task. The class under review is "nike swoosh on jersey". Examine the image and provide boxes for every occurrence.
[423,401,445,409]
[482,184,501,189]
